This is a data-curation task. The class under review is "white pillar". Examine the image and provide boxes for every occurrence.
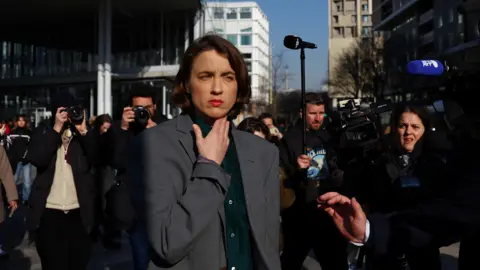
[96,0,105,115]
[162,85,167,116]
[104,0,112,116]
[185,15,190,50]
[89,88,94,118]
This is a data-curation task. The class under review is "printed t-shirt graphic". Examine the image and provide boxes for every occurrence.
[306,147,329,181]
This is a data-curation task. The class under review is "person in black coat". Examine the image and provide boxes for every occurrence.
[27,92,97,270]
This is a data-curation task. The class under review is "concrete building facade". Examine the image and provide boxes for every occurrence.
[328,0,374,98]
[198,1,271,104]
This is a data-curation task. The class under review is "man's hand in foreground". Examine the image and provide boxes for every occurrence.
[317,192,367,244]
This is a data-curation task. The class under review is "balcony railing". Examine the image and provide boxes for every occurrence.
[419,9,433,25]
[420,30,434,45]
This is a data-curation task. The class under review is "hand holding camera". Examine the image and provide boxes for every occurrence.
[121,107,135,131]
[122,106,152,131]
[54,107,69,133]
[53,106,87,135]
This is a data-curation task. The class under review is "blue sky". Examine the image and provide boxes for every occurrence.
[250,0,328,90]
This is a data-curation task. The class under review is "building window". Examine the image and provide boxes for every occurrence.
[213,8,224,19]
[362,4,368,12]
[333,27,343,37]
[449,9,454,23]
[242,53,252,59]
[226,9,237,19]
[362,15,370,23]
[333,15,339,24]
[362,27,371,36]
[458,14,463,24]
[246,61,252,72]
[438,16,443,28]
[240,8,252,19]
[352,15,357,24]
[227,34,237,45]
[241,27,252,33]
[214,28,223,33]
[240,34,252,45]
[336,2,343,12]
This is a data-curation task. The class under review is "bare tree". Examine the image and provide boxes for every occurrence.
[266,50,295,114]
[326,38,384,99]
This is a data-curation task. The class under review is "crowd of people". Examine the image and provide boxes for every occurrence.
[0,34,478,270]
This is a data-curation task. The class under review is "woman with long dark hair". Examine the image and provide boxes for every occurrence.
[359,103,448,270]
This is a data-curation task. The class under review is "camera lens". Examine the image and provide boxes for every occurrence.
[133,106,150,128]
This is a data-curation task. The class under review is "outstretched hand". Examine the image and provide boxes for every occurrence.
[317,192,367,244]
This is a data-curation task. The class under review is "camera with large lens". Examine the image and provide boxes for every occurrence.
[132,106,150,129]
[329,99,392,150]
[62,106,84,124]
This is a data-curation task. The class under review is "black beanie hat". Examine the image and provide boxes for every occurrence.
[50,91,77,113]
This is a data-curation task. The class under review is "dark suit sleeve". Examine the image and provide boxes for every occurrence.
[127,128,231,265]
[28,127,61,169]
[279,137,304,189]
[367,163,480,255]
[76,129,97,166]
[111,124,131,171]
[264,148,282,269]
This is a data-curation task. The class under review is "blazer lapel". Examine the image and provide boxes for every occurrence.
[176,114,196,163]
[232,129,265,234]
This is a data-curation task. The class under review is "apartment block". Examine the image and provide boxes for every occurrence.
[372,0,480,96]
[328,0,374,98]
[197,1,271,104]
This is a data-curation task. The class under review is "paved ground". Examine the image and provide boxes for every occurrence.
[1,204,460,270]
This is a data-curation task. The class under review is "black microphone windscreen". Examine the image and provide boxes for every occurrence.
[284,35,300,50]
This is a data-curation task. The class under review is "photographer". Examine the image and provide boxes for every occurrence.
[110,86,163,270]
[279,92,348,270]
[27,92,97,270]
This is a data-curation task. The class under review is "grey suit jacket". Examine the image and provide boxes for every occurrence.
[128,113,281,270]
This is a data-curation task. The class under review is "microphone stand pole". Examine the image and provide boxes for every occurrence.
[300,48,307,155]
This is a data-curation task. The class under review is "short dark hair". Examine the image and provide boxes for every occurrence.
[305,92,327,106]
[128,85,157,106]
[237,117,271,140]
[258,113,273,121]
[16,114,27,121]
[390,103,432,131]
[172,34,251,118]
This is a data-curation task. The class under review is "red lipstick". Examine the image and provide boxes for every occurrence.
[208,99,224,107]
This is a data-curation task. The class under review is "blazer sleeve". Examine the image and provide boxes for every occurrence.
[264,148,282,269]
[28,127,61,169]
[127,129,231,265]
[0,146,18,203]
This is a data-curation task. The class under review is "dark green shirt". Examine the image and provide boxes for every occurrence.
[195,116,253,270]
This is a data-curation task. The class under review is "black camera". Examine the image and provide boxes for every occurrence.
[132,106,150,128]
[61,106,84,124]
[330,100,391,149]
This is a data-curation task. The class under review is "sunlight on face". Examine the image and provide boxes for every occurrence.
[189,50,238,120]
[397,112,425,152]
[253,130,266,139]
[305,104,325,131]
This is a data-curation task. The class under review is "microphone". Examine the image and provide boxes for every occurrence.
[406,60,444,76]
[283,35,317,50]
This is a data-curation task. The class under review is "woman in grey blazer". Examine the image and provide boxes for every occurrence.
[127,34,281,270]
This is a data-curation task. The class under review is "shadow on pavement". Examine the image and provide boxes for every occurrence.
[0,249,32,270]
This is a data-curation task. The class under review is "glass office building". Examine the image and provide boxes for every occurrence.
[0,0,203,124]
